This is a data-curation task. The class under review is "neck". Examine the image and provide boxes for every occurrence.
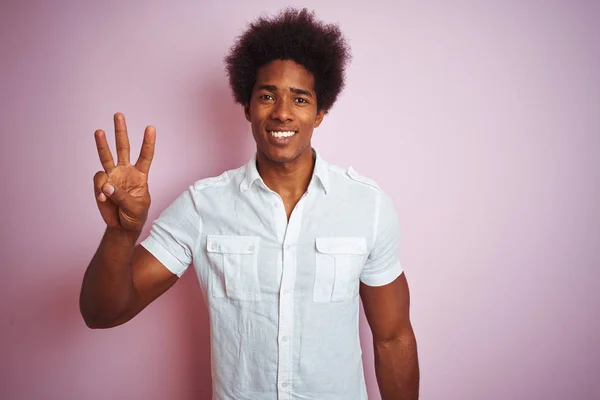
[256,147,315,199]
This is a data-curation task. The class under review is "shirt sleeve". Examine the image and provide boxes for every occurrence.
[360,191,404,286]
[140,186,200,277]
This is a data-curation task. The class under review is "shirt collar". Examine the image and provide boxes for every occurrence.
[240,149,329,195]
[312,149,330,194]
[240,153,262,193]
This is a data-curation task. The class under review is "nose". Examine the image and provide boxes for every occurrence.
[270,99,293,122]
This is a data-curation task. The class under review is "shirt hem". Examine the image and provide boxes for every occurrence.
[140,235,188,277]
[359,261,403,287]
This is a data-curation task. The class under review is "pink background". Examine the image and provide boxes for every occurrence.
[1,1,599,399]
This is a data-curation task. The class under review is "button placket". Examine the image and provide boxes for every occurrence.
[277,246,293,399]
[276,190,311,399]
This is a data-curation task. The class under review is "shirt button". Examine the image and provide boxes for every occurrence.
[248,244,255,252]
[281,382,288,388]
[281,336,288,342]
[209,242,217,251]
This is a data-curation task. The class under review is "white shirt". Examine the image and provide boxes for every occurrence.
[141,150,403,400]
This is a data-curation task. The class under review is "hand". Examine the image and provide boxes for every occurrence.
[93,113,156,233]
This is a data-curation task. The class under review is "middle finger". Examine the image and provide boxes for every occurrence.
[114,112,131,165]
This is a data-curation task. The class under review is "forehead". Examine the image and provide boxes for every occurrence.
[254,59,315,91]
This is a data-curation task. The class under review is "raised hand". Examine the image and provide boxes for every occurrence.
[93,113,156,233]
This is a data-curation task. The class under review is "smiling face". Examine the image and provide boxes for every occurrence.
[245,59,325,165]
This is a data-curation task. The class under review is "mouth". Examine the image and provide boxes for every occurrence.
[267,130,297,138]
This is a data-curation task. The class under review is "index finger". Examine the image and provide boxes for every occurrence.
[94,129,115,173]
[135,125,156,174]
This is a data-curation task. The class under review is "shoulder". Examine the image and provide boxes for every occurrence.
[345,166,381,191]
[191,164,245,192]
[192,171,231,191]
[328,162,381,193]
[157,165,245,218]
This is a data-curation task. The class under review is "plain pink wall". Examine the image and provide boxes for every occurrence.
[1,1,599,399]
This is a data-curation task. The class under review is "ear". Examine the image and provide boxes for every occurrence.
[314,109,326,128]
[244,104,251,122]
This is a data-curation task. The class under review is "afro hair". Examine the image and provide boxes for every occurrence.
[224,8,351,113]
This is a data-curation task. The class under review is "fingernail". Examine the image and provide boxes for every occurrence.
[98,193,106,202]
[103,185,115,196]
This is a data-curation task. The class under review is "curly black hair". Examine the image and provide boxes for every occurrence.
[224,8,351,113]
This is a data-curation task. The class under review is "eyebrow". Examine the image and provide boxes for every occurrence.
[257,85,313,98]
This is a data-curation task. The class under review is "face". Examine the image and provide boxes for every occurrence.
[245,59,325,165]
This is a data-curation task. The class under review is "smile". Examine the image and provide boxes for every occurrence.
[268,130,297,138]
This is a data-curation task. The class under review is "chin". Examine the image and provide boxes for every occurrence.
[262,149,298,163]
[259,144,308,164]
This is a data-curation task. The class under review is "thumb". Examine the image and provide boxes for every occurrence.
[102,184,133,212]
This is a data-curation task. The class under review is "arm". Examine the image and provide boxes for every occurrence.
[80,231,178,329]
[79,113,179,329]
[360,273,419,400]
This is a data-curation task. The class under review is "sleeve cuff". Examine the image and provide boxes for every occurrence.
[140,235,189,277]
[360,260,403,287]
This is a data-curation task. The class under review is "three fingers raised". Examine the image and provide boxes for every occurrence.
[94,113,156,174]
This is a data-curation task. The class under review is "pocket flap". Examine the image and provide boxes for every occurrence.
[206,235,259,254]
[315,237,367,255]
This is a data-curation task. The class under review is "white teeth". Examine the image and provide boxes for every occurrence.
[268,131,296,138]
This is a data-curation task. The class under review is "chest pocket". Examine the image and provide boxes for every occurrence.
[313,237,368,303]
[207,235,261,301]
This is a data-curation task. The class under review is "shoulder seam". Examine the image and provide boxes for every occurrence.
[346,166,380,191]
[192,171,232,191]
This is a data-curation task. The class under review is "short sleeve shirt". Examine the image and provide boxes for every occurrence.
[141,150,403,400]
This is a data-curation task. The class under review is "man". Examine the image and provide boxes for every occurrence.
[80,8,419,400]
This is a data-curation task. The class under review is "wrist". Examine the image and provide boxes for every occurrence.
[105,226,142,246]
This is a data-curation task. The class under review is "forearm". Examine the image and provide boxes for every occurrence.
[79,227,140,328]
[374,328,419,400]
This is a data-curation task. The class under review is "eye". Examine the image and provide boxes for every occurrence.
[260,94,274,101]
[295,98,308,104]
